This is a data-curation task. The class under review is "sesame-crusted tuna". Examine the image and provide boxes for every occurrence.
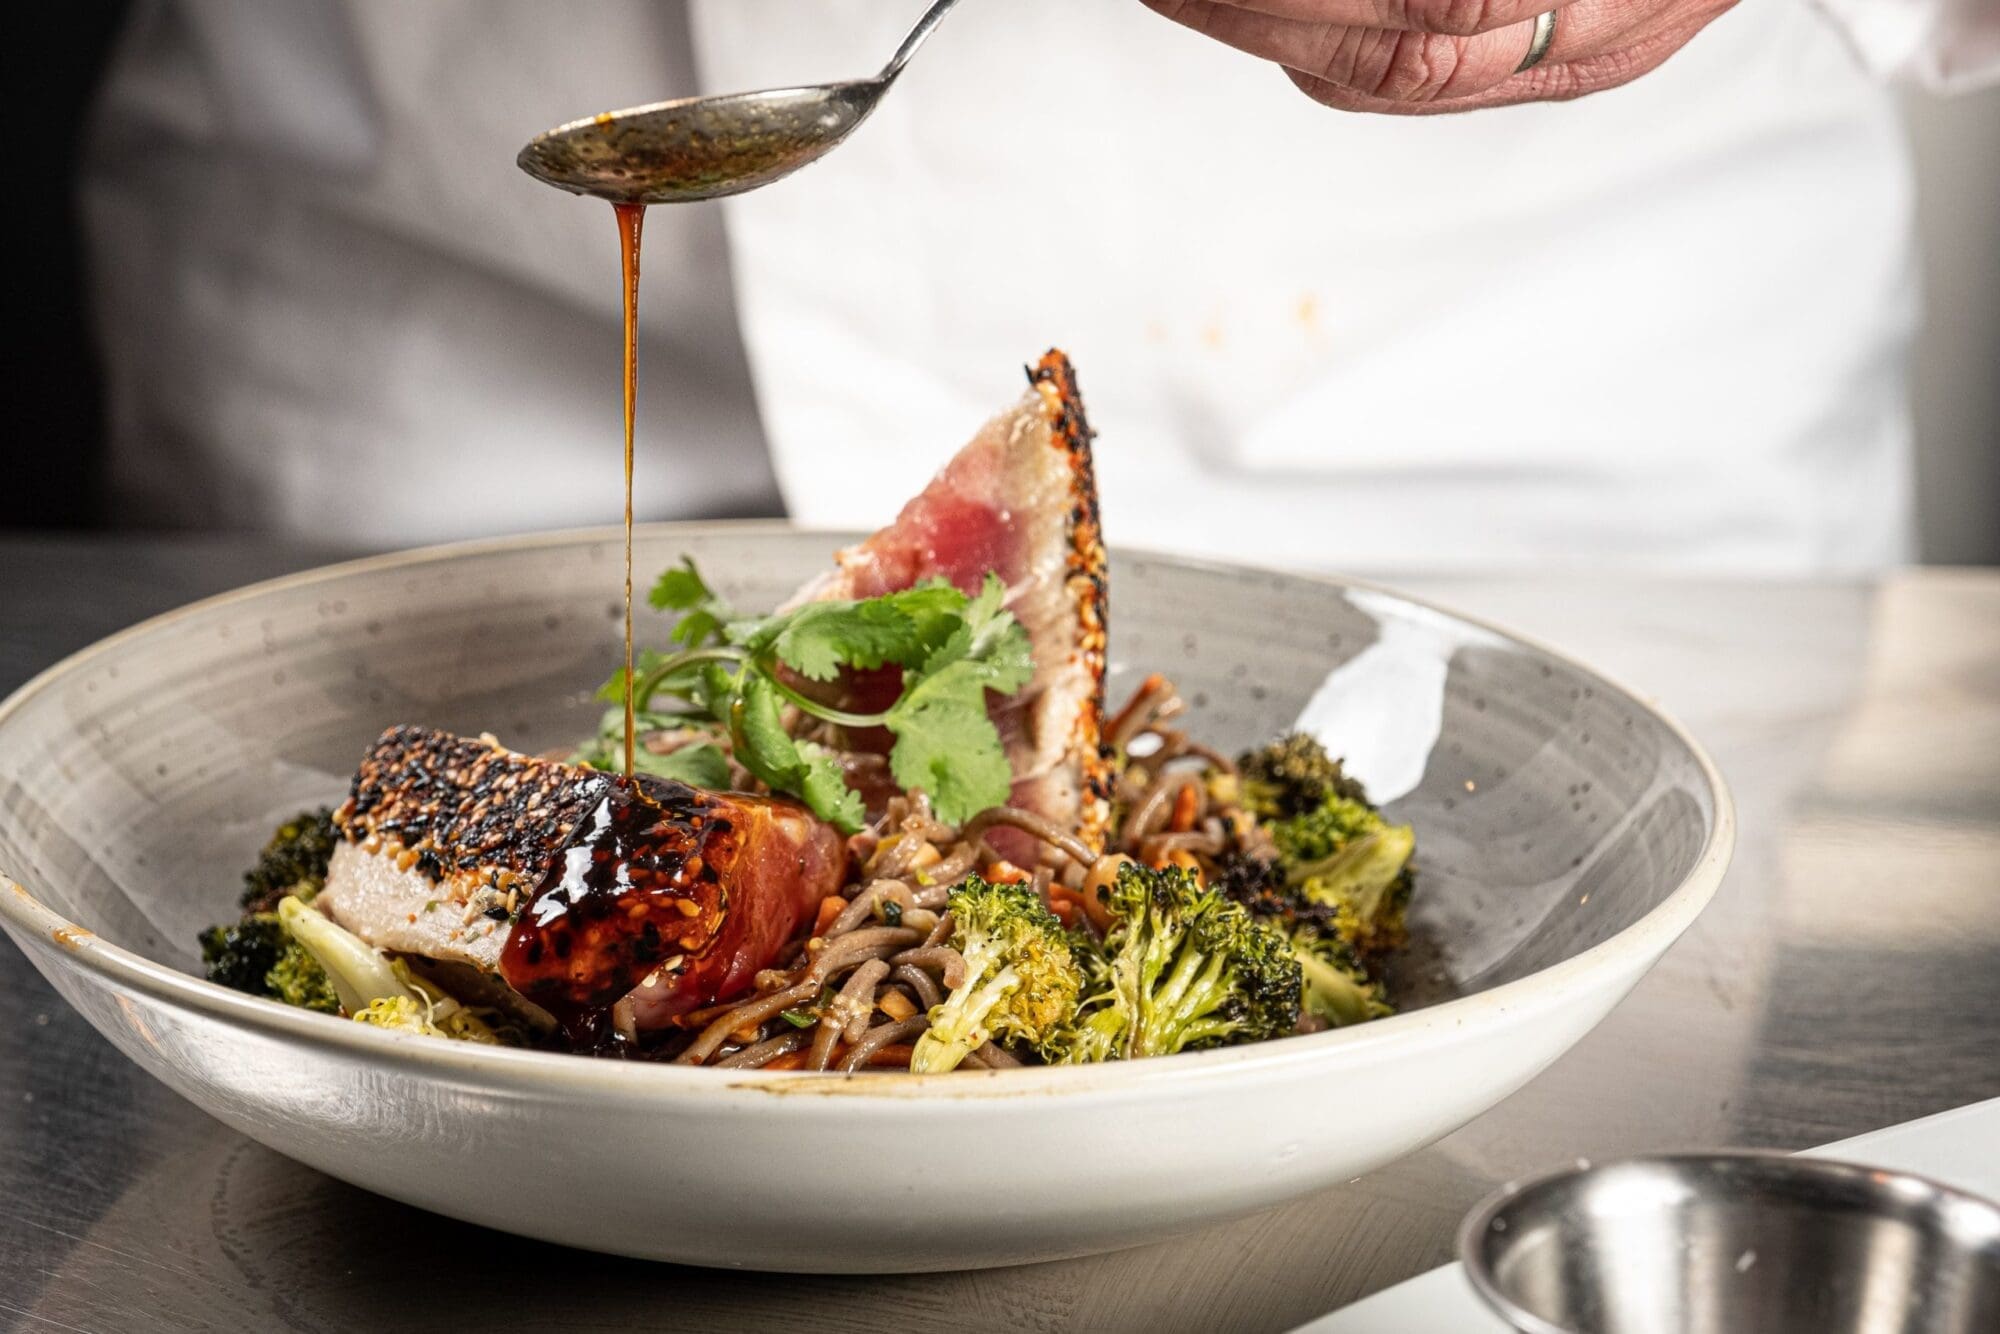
[315,726,844,1034]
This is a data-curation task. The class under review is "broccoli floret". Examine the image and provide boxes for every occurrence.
[1217,852,1327,926]
[909,877,1084,1074]
[1234,740,1416,957]
[1052,861,1300,1061]
[200,808,344,1009]
[265,939,341,1012]
[278,894,403,1012]
[1286,822,1416,957]
[1290,925,1393,1028]
[198,914,339,1012]
[1044,930,1126,1064]
[1267,791,1381,864]
[276,895,508,1042]
[1216,853,1394,1028]
[199,916,286,993]
[239,807,339,913]
[1239,733,1368,819]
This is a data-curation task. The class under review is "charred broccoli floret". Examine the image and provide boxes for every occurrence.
[1239,734,1368,818]
[239,807,339,913]
[1217,852,1329,927]
[1290,924,1393,1028]
[1051,861,1300,1061]
[1284,818,1415,957]
[1217,854,1395,1029]
[199,916,285,994]
[1235,735,1417,957]
[910,876,1084,1073]
[198,913,338,1012]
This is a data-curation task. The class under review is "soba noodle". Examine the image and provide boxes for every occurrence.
[657,675,1256,1073]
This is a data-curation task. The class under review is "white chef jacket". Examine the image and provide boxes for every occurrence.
[83,0,1999,574]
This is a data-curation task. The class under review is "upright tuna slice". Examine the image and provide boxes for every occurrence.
[789,350,1111,859]
[314,725,843,1039]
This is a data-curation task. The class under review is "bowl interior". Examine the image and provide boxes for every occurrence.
[1464,1155,2000,1334]
[0,526,1716,1024]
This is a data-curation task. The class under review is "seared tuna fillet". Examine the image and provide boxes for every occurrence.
[317,726,843,1038]
[788,350,1112,858]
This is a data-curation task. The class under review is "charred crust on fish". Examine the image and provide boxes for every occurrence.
[1029,349,1114,854]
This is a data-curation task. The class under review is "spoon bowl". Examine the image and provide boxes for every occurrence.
[516,82,879,205]
[516,0,961,204]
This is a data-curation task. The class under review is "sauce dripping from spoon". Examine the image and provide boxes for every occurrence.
[614,201,645,778]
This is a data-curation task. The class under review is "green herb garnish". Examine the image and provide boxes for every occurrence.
[585,561,1032,834]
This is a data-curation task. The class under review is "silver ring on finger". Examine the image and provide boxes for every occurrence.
[1515,9,1558,73]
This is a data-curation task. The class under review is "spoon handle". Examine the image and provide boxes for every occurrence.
[877,0,965,84]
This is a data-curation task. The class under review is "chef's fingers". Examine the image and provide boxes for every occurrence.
[1281,0,1736,114]
[1144,0,1565,38]
[1146,0,1635,103]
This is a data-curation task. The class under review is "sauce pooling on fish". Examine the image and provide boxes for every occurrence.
[500,775,729,1046]
[497,771,844,1049]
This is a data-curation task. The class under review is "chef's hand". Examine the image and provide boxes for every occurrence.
[1140,0,1738,113]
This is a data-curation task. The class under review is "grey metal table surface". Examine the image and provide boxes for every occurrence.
[3,535,1997,1334]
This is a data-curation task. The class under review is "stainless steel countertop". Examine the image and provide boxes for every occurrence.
[4,537,1997,1334]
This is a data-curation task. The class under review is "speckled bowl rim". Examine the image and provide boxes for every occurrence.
[0,521,1735,1101]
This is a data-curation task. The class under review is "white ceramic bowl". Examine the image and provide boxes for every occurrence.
[0,526,1732,1272]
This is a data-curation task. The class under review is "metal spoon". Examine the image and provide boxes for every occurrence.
[516,0,964,204]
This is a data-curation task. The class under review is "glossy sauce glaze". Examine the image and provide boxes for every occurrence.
[497,774,845,1049]
[500,774,728,1047]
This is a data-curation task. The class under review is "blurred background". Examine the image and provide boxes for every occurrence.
[7,2,1996,563]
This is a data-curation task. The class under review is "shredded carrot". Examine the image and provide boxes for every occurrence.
[866,1043,916,1068]
[762,1049,813,1071]
[1047,886,1084,928]
[1169,782,1199,833]
[983,859,1033,885]
[810,894,845,938]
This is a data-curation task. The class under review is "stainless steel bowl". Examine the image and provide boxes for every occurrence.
[1458,1152,2000,1334]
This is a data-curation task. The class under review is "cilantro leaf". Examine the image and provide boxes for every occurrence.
[648,557,713,611]
[728,671,802,794]
[796,740,868,833]
[733,601,920,682]
[649,557,730,647]
[727,673,866,833]
[885,659,1019,824]
[729,580,967,683]
[940,574,1034,691]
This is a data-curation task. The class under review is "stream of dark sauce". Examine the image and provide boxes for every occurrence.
[499,772,732,1050]
[614,200,646,779]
